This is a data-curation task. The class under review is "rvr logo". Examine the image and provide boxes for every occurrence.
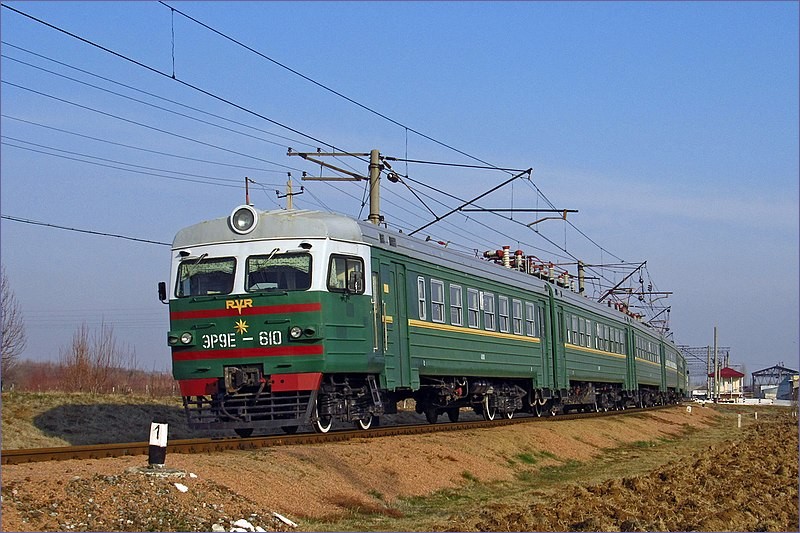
[225,299,253,315]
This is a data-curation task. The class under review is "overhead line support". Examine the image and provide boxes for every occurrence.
[408,168,532,237]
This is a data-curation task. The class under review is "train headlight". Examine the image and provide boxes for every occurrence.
[180,332,193,345]
[229,205,259,235]
[289,326,303,339]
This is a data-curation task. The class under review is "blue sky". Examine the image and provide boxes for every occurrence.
[1,1,797,380]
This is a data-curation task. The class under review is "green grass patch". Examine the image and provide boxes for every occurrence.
[515,452,538,464]
[536,459,584,482]
[460,470,479,482]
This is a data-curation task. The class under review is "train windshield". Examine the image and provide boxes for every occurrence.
[246,252,312,292]
[176,256,236,297]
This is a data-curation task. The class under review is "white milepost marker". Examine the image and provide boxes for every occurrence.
[148,420,168,468]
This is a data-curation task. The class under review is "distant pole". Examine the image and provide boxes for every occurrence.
[367,149,381,225]
[286,177,293,210]
[713,326,719,402]
[706,346,711,399]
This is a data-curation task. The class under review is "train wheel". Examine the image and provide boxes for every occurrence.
[313,398,332,434]
[235,428,254,438]
[533,402,543,417]
[281,425,298,434]
[446,407,460,423]
[424,406,439,424]
[482,395,497,421]
[355,416,373,430]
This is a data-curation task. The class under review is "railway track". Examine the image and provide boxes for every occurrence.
[1,404,677,465]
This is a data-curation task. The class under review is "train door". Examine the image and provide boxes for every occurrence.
[549,305,568,391]
[375,259,411,390]
[537,301,555,390]
[544,285,566,392]
[625,329,637,391]
[659,344,667,391]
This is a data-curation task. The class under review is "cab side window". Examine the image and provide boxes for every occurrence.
[327,255,364,294]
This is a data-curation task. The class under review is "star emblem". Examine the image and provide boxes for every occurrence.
[234,319,249,334]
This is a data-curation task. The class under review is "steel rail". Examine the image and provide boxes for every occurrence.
[1,404,677,465]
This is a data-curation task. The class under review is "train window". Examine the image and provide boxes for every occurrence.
[247,253,312,292]
[512,300,523,335]
[467,289,480,328]
[595,322,602,350]
[584,319,592,348]
[538,306,545,338]
[498,296,510,333]
[431,280,445,323]
[327,255,363,294]
[450,284,463,326]
[525,302,536,337]
[483,293,496,331]
[177,256,236,297]
[577,316,585,346]
[564,313,571,343]
[417,277,427,320]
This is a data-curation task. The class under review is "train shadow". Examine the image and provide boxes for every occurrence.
[32,403,224,446]
[29,404,487,445]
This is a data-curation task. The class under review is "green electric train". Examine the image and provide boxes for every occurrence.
[160,204,687,436]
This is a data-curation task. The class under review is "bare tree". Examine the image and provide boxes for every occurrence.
[59,321,138,393]
[1,264,27,385]
[60,323,92,392]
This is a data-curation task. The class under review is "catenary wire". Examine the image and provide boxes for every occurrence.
[3,3,646,299]
[1,41,318,151]
[2,80,300,172]
[2,114,282,173]
[2,53,312,152]
[1,215,171,246]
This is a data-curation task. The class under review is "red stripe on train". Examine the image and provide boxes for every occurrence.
[172,344,324,362]
[170,302,321,321]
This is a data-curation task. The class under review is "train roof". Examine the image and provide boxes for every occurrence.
[172,208,363,248]
[173,206,678,347]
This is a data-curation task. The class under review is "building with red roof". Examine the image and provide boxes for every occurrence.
[708,367,745,402]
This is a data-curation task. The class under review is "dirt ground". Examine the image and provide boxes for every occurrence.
[455,409,799,532]
[1,403,797,532]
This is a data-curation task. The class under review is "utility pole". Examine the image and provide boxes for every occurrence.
[288,148,383,224]
[286,177,293,210]
[706,345,711,399]
[367,149,381,225]
[713,326,719,402]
